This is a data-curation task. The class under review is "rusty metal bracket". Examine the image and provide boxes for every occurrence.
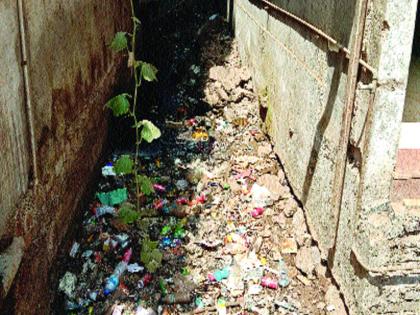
[329,0,370,250]
[255,0,376,75]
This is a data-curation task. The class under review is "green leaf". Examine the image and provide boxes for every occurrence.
[136,175,155,196]
[110,32,128,52]
[140,238,162,272]
[105,94,131,117]
[114,155,134,175]
[139,120,161,143]
[118,203,140,224]
[140,62,158,82]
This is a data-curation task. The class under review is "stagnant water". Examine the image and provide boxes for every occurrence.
[53,2,335,314]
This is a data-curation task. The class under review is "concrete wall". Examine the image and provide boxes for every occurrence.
[0,1,130,313]
[233,0,419,313]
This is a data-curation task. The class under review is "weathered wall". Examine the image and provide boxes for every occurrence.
[233,0,419,313]
[0,1,130,313]
[0,1,29,248]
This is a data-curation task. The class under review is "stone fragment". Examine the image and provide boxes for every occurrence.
[257,143,272,157]
[257,174,284,201]
[324,285,346,314]
[283,199,298,217]
[295,246,321,278]
[292,208,311,247]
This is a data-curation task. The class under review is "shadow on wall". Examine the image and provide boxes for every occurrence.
[302,52,346,205]
[247,0,355,205]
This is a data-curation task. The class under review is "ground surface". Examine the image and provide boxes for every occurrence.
[54,13,346,315]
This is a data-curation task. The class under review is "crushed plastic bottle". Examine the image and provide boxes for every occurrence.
[104,248,132,296]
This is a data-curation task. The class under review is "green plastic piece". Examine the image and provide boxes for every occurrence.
[213,267,230,281]
[173,227,185,238]
[195,297,204,308]
[97,188,128,206]
[161,226,171,236]
[181,267,190,275]
[223,183,230,190]
[159,278,167,296]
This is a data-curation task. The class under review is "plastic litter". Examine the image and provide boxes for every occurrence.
[136,306,157,315]
[138,273,153,289]
[278,259,290,288]
[102,164,116,176]
[97,188,128,206]
[208,266,230,282]
[59,272,77,299]
[104,248,132,295]
[69,242,80,258]
[250,184,272,208]
[127,263,144,273]
[261,276,279,290]
[153,184,166,192]
[162,292,192,304]
[216,298,227,315]
[95,205,116,217]
[250,207,264,218]
[175,179,189,190]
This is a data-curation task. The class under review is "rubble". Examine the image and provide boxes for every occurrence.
[55,16,336,315]
[295,246,321,278]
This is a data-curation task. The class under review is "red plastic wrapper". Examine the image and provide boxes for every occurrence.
[261,276,278,289]
[250,207,264,218]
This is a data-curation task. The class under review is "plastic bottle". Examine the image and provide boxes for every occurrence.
[261,276,279,289]
[104,248,132,295]
[161,292,192,304]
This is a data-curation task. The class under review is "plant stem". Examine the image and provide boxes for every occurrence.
[130,0,141,211]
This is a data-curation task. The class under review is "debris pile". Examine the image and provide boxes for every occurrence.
[56,17,341,315]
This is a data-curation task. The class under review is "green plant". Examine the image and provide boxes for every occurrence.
[118,203,139,224]
[106,0,161,211]
[140,238,163,273]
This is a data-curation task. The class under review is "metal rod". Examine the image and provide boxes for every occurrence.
[331,0,369,249]
[256,0,376,74]
[17,0,38,185]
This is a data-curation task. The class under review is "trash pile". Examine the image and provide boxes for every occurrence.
[56,17,343,315]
